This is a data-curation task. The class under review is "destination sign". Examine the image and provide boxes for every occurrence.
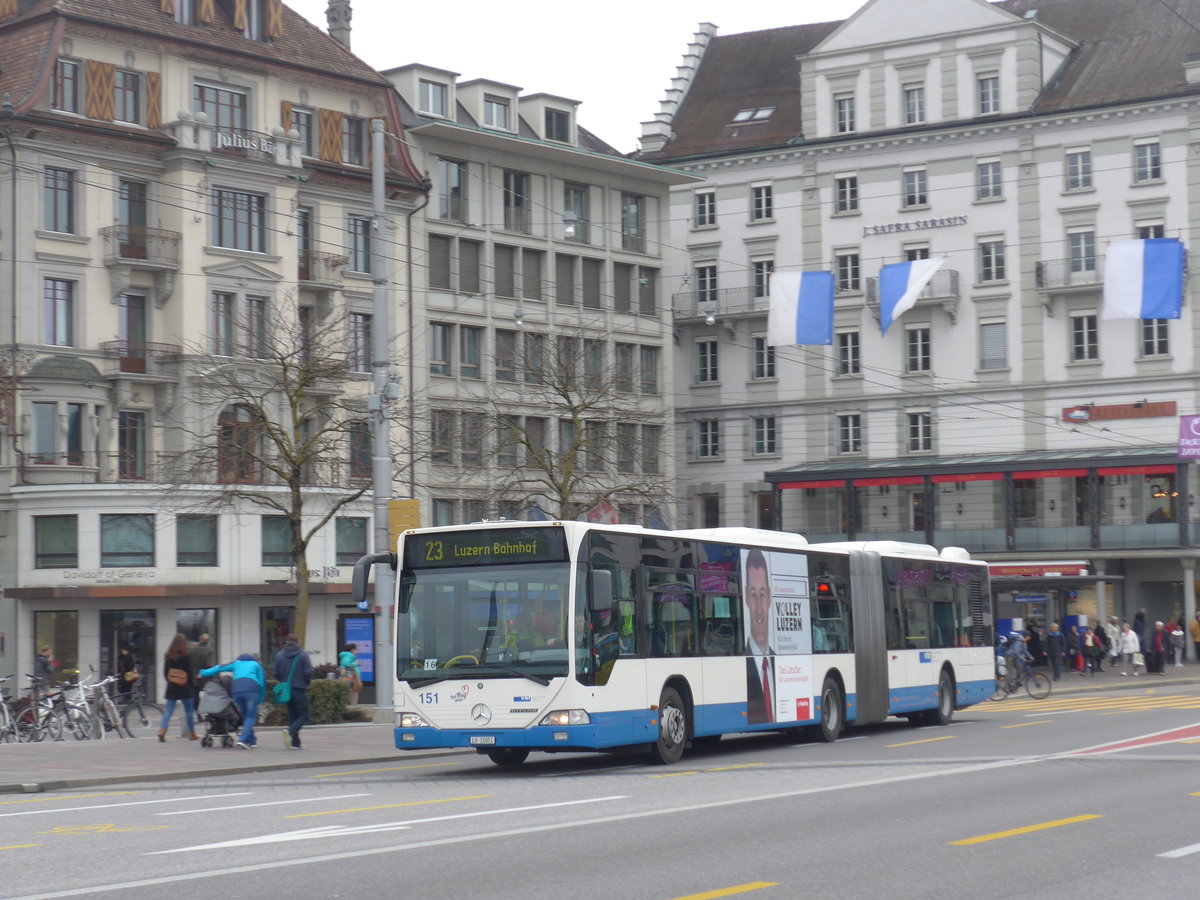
[402,527,568,569]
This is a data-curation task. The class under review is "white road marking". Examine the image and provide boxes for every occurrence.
[1158,842,1200,859]
[0,793,253,819]
[155,794,371,815]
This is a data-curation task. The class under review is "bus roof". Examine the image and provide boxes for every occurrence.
[808,540,974,561]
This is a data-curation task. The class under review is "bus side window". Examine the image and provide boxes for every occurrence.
[701,594,739,656]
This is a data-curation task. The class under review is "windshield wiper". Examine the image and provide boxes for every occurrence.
[406,674,456,688]
[407,666,550,688]
[474,664,551,686]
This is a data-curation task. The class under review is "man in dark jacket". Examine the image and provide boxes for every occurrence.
[1045,622,1066,681]
[272,634,314,750]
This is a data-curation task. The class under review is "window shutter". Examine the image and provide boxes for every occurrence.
[160,0,175,13]
[266,0,283,38]
[146,72,162,129]
[980,322,1007,369]
[232,0,247,30]
[318,108,344,162]
[85,60,115,121]
[280,100,293,130]
[196,0,215,24]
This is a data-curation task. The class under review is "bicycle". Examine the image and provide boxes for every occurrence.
[0,676,18,743]
[12,675,65,742]
[54,677,103,741]
[114,679,163,739]
[990,659,1051,701]
[88,674,126,739]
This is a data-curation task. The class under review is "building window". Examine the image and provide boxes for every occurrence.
[335,518,368,566]
[494,329,517,382]
[902,168,928,207]
[429,323,452,375]
[753,416,777,455]
[523,332,544,383]
[835,94,856,133]
[980,321,1007,370]
[614,344,635,393]
[52,59,80,113]
[290,107,314,156]
[621,193,645,251]
[217,405,259,483]
[640,346,660,395]
[462,413,485,466]
[194,82,248,130]
[698,493,720,528]
[977,74,1000,115]
[261,516,291,566]
[584,339,604,389]
[118,411,146,479]
[834,175,858,213]
[1134,140,1162,182]
[696,340,718,383]
[752,260,774,299]
[977,159,1002,200]
[697,420,721,458]
[348,420,371,477]
[695,190,716,227]
[213,189,266,252]
[347,215,371,272]
[35,515,78,568]
[431,499,456,526]
[1066,149,1092,190]
[837,414,862,454]
[751,184,773,221]
[460,325,482,378]
[348,312,371,372]
[837,331,860,375]
[341,116,365,165]
[43,278,74,346]
[240,296,266,358]
[177,515,218,567]
[1137,222,1165,240]
[44,168,75,233]
[695,264,718,306]
[642,424,662,474]
[437,158,467,221]
[905,326,931,372]
[101,514,154,567]
[1142,318,1169,357]
[503,170,530,232]
[211,292,233,355]
[1070,313,1099,361]
[904,84,925,124]
[419,79,448,116]
[484,96,510,130]
[907,411,933,452]
[752,337,776,380]
[1069,230,1097,274]
[430,409,455,464]
[545,108,570,142]
[114,70,141,124]
[731,107,775,123]
[978,239,1006,282]
[563,183,589,242]
[835,251,860,293]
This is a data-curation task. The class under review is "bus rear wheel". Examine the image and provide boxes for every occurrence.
[810,678,843,743]
[649,687,687,765]
[923,670,955,726]
[486,748,529,766]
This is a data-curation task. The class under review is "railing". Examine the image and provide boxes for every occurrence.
[1035,257,1104,290]
[24,451,370,488]
[298,250,348,285]
[672,286,765,319]
[865,268,960,304]
[99,226,181,268]
[98,340,182,375]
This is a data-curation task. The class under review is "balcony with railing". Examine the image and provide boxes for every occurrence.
[100,226,181,269]
[1035,257,1104,292]
[298,250,348,287]
[23,450,370,488]
[672,286,766,321]
[865,268,961,322]
[98,340,182,378]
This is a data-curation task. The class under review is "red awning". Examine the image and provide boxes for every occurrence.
[990,560,1090,577]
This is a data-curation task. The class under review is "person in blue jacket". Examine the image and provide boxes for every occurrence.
[200,652,265,749]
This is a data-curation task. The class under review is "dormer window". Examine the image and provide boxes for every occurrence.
[484,96,511,130]
[731,107,775,123]
[545,108,570,142]
[419,80,448,117]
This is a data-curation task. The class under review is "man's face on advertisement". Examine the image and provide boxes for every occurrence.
[746,561,770,648]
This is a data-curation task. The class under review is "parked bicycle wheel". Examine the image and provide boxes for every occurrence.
[1025,671,1051,700]
[14,703,63,742]
[120,699,163,738]
[62,705,101,741]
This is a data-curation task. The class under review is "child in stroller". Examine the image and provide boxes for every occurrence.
[197,672,242,748]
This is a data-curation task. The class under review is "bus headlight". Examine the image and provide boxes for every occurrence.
[399,712,430,728]
[538,709,590,726]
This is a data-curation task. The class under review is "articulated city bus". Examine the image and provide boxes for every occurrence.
[351,521,994,765]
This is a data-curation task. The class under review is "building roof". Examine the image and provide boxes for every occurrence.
[642,0,1200,162]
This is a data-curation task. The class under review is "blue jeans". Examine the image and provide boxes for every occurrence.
[286,690,309,746]
[160,697,195,734]
[233,692,259,745]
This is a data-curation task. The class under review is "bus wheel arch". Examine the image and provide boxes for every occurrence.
[649,678,692,765]
[923,666,956,726]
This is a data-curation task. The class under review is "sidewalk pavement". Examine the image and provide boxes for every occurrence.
[2,662,1197,794]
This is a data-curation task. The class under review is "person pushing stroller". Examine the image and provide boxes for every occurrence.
[199,652,265,749]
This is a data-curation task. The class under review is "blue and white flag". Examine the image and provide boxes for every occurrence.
[879,257,944,334]
[767,271,835,347]
[1102,238,1184,320]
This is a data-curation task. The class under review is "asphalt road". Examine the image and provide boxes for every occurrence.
[2,683,1199,900]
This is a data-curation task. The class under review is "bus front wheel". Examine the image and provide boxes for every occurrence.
[649,687,687,765]
[811,678,843,743]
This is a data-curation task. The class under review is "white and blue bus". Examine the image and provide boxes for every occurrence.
[351,521,995,765]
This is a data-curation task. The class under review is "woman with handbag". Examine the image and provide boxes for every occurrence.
[338,643,362,706]
[116,645,138,697]
[159,633,198,742]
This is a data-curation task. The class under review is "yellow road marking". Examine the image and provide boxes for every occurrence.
[309,762,462,779]
[886,735,956,748]
[0,792,140,806]
[651,771,700,778]
[1001,720,1053,729]
[39,824,169,835]
[285,794,490,818]
[0,844,39,850]
[670,882,779,900]
[951,814,1101,845]
[1181,740,1200,745]
[706,764,765,771]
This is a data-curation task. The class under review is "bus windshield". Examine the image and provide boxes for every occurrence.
[399,561,571,685]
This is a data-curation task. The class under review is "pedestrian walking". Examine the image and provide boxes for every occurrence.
[338,643,363,707]
[273,634,314,750]
[1067,625,1083,675]
[1083,627,1102,675]
[1119,622,1142,676]
[1144,620,1168,675]
[200,652,266,749]
[1106,617,1122,669]
[1170,620,1185,667]
[159,633,198,742]
[1045,622,1066,681]
[179,633,215,737]
[34,646,56,690]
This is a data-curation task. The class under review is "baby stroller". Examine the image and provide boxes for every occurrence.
[197,673,241,748]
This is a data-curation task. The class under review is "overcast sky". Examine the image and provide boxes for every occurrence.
[288,0,869,153]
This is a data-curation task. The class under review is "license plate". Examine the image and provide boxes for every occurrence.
[469,735,496,745]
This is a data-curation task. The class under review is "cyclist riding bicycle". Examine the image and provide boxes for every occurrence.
[1004,631,1034,683]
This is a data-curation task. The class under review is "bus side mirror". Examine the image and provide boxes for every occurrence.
[351,552,396,610]
[589,570,613,613]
